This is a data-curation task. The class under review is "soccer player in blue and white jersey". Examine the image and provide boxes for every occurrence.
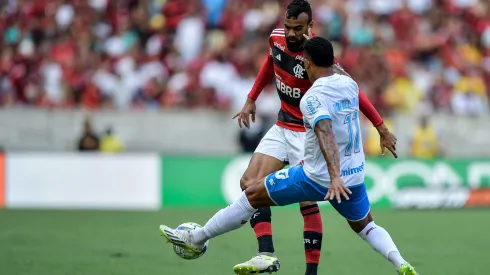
[160,37,418,275]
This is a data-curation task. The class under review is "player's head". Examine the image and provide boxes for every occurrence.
[303,37,334,81]
[284,0,314,52]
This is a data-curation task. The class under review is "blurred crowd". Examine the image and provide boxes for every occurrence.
[1,0,490,120]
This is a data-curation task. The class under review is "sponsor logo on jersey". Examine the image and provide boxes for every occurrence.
[276,79,301,99]
[275,54,281,61]
[274,41,285,52]
[295,55,304,62]
[341,162,365,177]
[293,64,305,78]
[333,97,359,112]
[305,95,321,115]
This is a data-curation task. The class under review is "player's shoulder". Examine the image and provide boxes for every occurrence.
[300,89,324,116]
[312,75,358,99]
[300,81,324,108]
[269,28,285,43]
[323,74,358,91]
[270,28,284,37]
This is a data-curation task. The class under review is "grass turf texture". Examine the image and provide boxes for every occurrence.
[1,209,488,275]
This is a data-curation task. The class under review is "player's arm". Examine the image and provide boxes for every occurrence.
[332,64,398,158]
[248,53,275,101]
[314,119,340,180]
[314,119,352,203]
[233,52,275,129]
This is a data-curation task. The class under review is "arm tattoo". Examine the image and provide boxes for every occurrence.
[315,119,341,178]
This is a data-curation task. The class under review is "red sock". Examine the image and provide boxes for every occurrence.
[253,222,272,238]
[301,204,322,274]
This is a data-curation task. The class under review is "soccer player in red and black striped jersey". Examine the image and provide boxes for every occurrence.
[232,1,397,275]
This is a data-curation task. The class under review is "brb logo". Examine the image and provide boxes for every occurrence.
[276,79,301,98]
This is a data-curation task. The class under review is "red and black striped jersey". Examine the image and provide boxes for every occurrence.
[268,28,312,131]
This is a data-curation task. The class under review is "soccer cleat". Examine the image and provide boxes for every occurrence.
[159,225,204,254]
[397,263,419,275]
[233,255,280,274]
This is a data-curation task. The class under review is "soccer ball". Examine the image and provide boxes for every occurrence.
[172,222,209,260]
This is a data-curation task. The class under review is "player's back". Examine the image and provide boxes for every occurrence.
[300,73,365,188]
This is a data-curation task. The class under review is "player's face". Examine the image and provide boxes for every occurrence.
[284,13,313,52]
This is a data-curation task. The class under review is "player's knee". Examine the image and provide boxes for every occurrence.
[244,184,261,208]
[348,212,373,233]
[240,175,256,191]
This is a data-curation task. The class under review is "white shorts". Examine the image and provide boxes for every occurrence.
[254,124,306,166]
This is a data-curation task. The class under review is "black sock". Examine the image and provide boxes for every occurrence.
[257,235,274,254]
[306,263,318,275]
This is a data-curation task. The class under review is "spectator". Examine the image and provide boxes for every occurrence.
[409,116,440,159]
[100,126,124,153]
[77,117,100,152]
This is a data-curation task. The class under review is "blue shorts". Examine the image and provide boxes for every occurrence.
[265,165,371,221]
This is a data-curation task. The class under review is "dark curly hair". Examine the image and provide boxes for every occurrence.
[286,0,312,22]
[304,37,334,67]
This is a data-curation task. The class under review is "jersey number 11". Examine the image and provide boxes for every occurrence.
[344,111,361,156]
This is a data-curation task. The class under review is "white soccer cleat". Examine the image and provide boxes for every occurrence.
[233,255,280,274]
[159,225,204,253]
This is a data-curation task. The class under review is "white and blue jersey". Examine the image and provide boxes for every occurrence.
[264,74,370,221]
[299,73,365,188]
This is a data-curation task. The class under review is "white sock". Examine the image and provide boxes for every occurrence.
[192,192,256,245]
[358,221,407,269]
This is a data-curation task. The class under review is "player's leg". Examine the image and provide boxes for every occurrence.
[159,180,269,256]
[329,184,419,275]
[159,166,327,263]
[201,165,325,243]
[234,125,288,274]
[240,153,285,256]
[287,129,323,275]
[298,201,322,275]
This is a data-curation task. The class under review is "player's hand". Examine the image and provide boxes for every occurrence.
[376,123,398,158]
[325,177,352,204]
[232,98,256,129]
[303,28,313,40]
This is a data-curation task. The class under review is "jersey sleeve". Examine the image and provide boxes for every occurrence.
[359,89,383,127]
[247,54,274,101]
[247,31,278,101]
[300,88,332,130]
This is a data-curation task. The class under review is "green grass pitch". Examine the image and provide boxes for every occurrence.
[1,208,489,275]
